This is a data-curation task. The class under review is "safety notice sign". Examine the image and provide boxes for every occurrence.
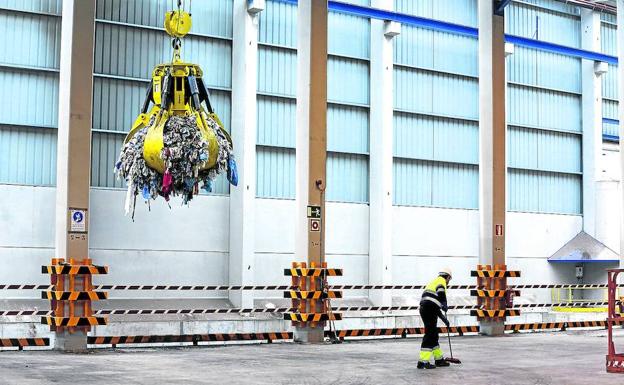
[495,224,504,237]
[310,219,321,232]
[70,208,87,233]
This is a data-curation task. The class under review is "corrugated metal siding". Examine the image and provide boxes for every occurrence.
[0,125,56,185]
[329,12,370,59]
[0,0,61,14]
[602,65,618,100]
[393,159,478,209]
[394,67,478,120]
[258,0,297,47]
[328,56,369,105]
[600,19,618,139]
[601,22,616,56]
[394,0,478,27]
[506,2,582,215]
[96,0,233,38]
[603,100,619,137]
[91,0,232,195]
[326,153,369,203]
[257,95,295,148]
[0,3,60,186]
[327,105,369,155]
[257,46,296,97]
[506,1,581,48]
[256,147,295,198]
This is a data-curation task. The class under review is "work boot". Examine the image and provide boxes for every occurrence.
[435,359,450,367]
[417,361,436,369]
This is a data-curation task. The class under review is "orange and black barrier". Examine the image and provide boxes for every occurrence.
[471,289,520,298]
[471,270,521,278]
[283,290,343,299]
[505,322,566,332]
[42,265,108,275]
[284,268,343,277]
[284,313,342,322]
[88,332,293,346]
[41,316,108,327]
[0,338,50,349]
[471,309,521,318]
[42,291,108,301]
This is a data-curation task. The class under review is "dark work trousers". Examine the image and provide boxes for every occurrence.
[419,301,440,351]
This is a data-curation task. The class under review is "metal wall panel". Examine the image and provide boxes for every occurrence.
[257,45,296,97]
[328,56,369,105]
[94,22,231,89]
[326,153,369,203]
[508,47,580,93]
[257,95,296,148]
[327,104,369,155]
[393,159,478,209]
[329,11,370,59]
[394,0,478,27]
[507,84,581,132]
[91,131,124,188]
[92,77,144,133]
[394,26,478,77]
[508,169,581,214]
[258,0,297,47]
[96,0,233,38]
[508,126,581,173]
[602,65,618,100]
[0,125,56,185]
[603,99,619,137]
[0,69,59,128]
[516,0,579,15]
[0,10,61,68]
[601,22,616,56]
[506,1,581,48]
[394,67,478,120]
[0,0,61,14]
[256,147,295,199]
[393,112,478,165]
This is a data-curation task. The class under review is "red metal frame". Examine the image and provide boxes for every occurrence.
[607,269,624,373]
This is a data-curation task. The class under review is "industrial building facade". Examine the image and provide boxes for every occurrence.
[0,0,622,309]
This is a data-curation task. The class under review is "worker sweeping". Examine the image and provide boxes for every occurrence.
[417,268,453,369]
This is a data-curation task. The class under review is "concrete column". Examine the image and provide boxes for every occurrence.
[54,0,95,351]
[295,0,328,343]
[478,1,506,336]
[369,0,397,307]
[229,0,259,308]
[618,0,624,267]
[581,9,604,238]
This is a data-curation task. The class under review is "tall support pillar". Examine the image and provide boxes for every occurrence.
[295,0,328,343]
[581,9,605,238]
[478,1,507,336]
[54,0,96,351]
[229,0,259,308]
[618,0,624,268]
[369,0,397,306]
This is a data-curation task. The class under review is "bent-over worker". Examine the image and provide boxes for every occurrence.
[417,268,452,369]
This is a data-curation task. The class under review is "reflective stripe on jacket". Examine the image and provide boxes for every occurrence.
[420,275,447,309]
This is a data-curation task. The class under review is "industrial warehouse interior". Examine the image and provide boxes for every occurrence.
[1,0,624,383]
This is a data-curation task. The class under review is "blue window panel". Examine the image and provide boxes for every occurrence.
[0,125,56,186]
[393,159,477,209]
[0,10,61,69]
[394,0,478,27]
[94,23,232,90]
[327,104,369,154]
[507,84,581,132]
[256,147,295,199]
[602,64,618,100]
[93,77,145,133]
[328,56,369,106]
[600,21,616,56]
[326,153,369,203]
[393,112,477,165]
[96,0,233,38]
[259,0,297,47]
[0,0,61,14]
[394,67,478,120]
[509,169,581,214]
[329,11,370,59]
[506,1,581,48]
[507,47,581,94]
[257,45,297,97]
[257,95,296,148]
[431,162,478,209]
[0,69,58,128]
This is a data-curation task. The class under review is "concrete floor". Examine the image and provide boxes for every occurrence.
[1,329,622,385]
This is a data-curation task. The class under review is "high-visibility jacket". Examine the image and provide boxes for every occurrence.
[420,275,448,310]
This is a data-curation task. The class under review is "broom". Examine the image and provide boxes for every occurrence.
[444,312,462,364]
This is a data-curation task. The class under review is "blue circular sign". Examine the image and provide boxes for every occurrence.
[72,211,84,223]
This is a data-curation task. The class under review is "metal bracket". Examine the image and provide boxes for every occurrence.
[494,0,512,16]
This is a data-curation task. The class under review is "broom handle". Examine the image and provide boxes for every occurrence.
[446,312,453,359]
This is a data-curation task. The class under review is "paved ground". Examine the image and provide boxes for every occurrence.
[1,329,622,384]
